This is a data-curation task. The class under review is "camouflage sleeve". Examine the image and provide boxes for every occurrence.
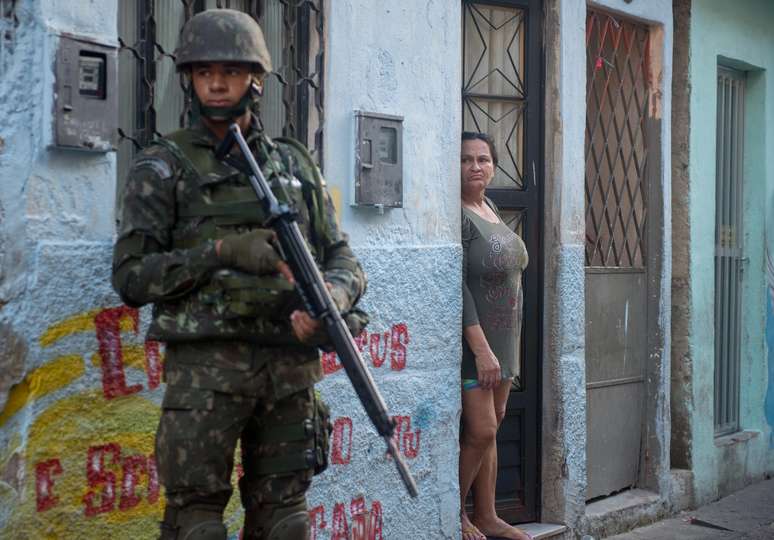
[320,189,367,313]
[111,146,221,308]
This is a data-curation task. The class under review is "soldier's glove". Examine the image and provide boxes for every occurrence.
[218,229,283,275]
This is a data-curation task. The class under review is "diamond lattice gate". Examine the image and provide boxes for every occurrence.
[462,0,543,523]
[584,9,657,500]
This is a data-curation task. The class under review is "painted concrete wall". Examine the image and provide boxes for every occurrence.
[542,0,673,537]
[0,2,463,540]
[686,0,774,505]
[541,0,588,533]
[315,2,462,537]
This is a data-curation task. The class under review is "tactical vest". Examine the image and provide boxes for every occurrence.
[145,128,329,344]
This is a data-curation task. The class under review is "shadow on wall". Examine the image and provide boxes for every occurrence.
[766,250,774,448]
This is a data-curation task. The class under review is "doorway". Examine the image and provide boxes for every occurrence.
[462,0,543,522]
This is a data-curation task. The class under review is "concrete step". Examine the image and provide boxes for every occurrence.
[487,522,568,540]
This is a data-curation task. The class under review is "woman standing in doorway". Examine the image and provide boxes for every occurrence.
[459,132,531,540]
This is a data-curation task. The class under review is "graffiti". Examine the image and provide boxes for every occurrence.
[34,445,159,517]
[0,305,419,538]
[391,415,421,459]
[331,417,353,465]
[309,496,383,540]
[35,458,62,512]
[329,414,421,466]
[94,306,162,399]
[322,323,409,375]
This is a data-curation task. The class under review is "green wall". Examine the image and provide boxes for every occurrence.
[688,0,774,504]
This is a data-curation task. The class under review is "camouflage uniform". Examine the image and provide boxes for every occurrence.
[111,9,366,540]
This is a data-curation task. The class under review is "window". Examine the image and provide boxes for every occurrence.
[116,0,325,192]
[0,0,18,76]
[714,67,746,436]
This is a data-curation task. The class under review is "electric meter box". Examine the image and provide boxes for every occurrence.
[53,34,118,152]
[353,111,403,209]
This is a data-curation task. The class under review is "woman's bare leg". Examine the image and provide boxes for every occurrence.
[471,379,531,540]
[460,386,498,540]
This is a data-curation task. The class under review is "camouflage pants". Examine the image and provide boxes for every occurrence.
[155,366,315,538]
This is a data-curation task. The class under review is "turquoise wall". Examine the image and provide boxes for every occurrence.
[688,0,774,503]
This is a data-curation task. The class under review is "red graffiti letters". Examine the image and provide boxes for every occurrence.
[82,444,158,516]
[331,502,349,540]
[350,496,383,540]
[310,498,383,540]
[35,458,63,512]
[93,306,162,399]
[119,455,148,510]
[389,323,408,371]
[35,443,158,515]
[321,323,410,376]
[330,417,353,465]
[329,414,420,467]
[95,308,143,399]
[83,443,121,516]
[391,415,421,459]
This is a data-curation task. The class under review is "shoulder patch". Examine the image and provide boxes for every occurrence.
[133,156,173,179]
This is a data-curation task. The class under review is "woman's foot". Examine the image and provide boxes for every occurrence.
[472,515,532,540]
[462,513,486,540]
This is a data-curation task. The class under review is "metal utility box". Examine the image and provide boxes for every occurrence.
[53,34,118,152]
[354,111,403,209]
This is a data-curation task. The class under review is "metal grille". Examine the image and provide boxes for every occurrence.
[462,1,526,190]
[714,67,745,436]
[0,0,18,76]
[116,0,325,189]
[584,10,649,268]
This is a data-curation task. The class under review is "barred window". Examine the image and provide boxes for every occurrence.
[116,0,325,194]
[0,0,19,76]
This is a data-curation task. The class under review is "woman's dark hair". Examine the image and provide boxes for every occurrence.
[461,131,498,168]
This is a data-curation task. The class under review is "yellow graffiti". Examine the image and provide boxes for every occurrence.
[39,309,99,348]
[39,308,136,348]
[0,355,85,427]
[0,391,163,539]
[1,306,250,538]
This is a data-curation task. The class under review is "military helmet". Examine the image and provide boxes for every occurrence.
[174,9,272,73]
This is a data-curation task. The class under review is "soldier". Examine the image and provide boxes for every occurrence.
[111,9,367,540]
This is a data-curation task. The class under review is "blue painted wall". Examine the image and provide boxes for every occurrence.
[687,0,774,502]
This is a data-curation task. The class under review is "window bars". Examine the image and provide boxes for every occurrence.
[117,0,325,187]
[584,10,650,268]
[714,67,745,436]
[462,1,527,190]
[0,0,18,77]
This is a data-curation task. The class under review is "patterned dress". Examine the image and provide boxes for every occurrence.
[461,202,529,380]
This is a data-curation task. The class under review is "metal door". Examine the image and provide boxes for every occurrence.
[584,9,652,499]
[462,0,543,522]
[714,68,745,436]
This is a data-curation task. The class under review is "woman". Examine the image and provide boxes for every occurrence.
[459,132,531,540]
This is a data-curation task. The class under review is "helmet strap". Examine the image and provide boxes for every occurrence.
[194,90,253,122]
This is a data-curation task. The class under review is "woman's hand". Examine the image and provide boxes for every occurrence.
[464,324,501,390]
[474,350,501,390]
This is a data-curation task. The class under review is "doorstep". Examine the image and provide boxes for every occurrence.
[488,522,568,540]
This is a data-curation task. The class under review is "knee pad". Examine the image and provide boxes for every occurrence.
[266,510,310,540]
[161,503,227,540]
[181,521,227,540]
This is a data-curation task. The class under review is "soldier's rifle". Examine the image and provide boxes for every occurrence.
[215,123,419,498]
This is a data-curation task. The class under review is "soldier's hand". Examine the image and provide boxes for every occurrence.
[216,229,287,276]
[290,310,323,342]
[290,282,335,343]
